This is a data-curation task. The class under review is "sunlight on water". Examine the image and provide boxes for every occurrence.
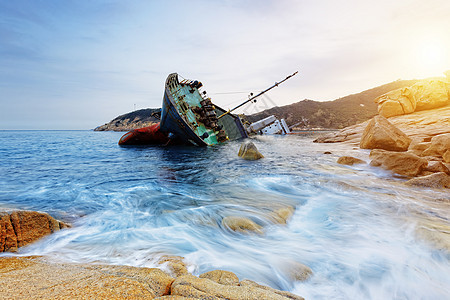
[0,131,449,299]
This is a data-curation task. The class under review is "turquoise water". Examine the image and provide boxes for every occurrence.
[1,130,449,299]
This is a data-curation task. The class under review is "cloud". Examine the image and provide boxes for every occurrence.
[1,0,450,129]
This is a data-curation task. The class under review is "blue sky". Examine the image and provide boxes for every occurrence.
[1,0,449,129]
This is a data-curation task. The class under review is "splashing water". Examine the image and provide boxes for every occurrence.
[0,130,449,299]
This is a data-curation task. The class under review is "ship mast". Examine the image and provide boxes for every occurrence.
[217,71,298,119]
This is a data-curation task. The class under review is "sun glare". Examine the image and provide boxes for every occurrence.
[420,43,443,66]
[414,37,449,77]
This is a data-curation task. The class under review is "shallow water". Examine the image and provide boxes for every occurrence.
[1,130,449,299]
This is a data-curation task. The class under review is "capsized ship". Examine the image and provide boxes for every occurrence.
[160,73,248,146]
[119,71,298,146]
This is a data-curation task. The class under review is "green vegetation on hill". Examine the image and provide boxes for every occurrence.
[245,80,418,129]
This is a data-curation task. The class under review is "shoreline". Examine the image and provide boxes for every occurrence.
[2,102,450,298]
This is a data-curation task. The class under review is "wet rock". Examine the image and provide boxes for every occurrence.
[425,161,450,174]
[0,256,174,299]
[157,255,190,277]
[375,87,416,118]
[270,206,295,225]
[421,133,450,157]
[170,274,304,300]
[239,279,305,300]
[0,212,18,252]
[278,260,313,282]
[415,219,450,253]
[406,172,450,188]
[360,115,411,151]
[199,270,240,286]
[222,216,263,234]
[369,149,428,177]
[0,210,70,252]
[238,141,264,160]
[337,156,366,165]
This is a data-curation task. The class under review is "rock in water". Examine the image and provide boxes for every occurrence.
[406,172,450,189]
[337,156,366,165]
[360,115,411,151]
[0,210,70,252]
[157,255,189,277]
[369,149,428,177]
[277,260,313,282]
[0,213,17,252]
[222,216,263,234]
[238,141,264,160]
[271,206,295,224]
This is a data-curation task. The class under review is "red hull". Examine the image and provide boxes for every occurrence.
[118,123,170,146]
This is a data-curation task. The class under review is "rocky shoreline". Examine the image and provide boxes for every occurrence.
[0,256,305,299]
[2,75,450,299]
[1,207,309,299]
[314,76,450,257]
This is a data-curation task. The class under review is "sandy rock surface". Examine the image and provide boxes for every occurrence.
[0,256,174,299]
[360,115,411,151]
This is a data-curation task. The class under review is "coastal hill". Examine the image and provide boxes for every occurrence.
[94,80,418,131]
[94,108,161,131]
[245,79,418,129]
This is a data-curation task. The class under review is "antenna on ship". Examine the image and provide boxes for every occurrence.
[217,71,299,119]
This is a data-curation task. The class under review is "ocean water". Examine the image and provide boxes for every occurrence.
[1,130,449,299]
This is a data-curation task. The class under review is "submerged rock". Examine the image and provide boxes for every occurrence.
[406,172,450,189]
[271,206,295,224]
[360,115,411,151]
[337,156,366,165]
[238,141,264,160]
[222,216,263,234]
[0,210,70,252]
[278,260,313,282]
[369,149,428,177]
